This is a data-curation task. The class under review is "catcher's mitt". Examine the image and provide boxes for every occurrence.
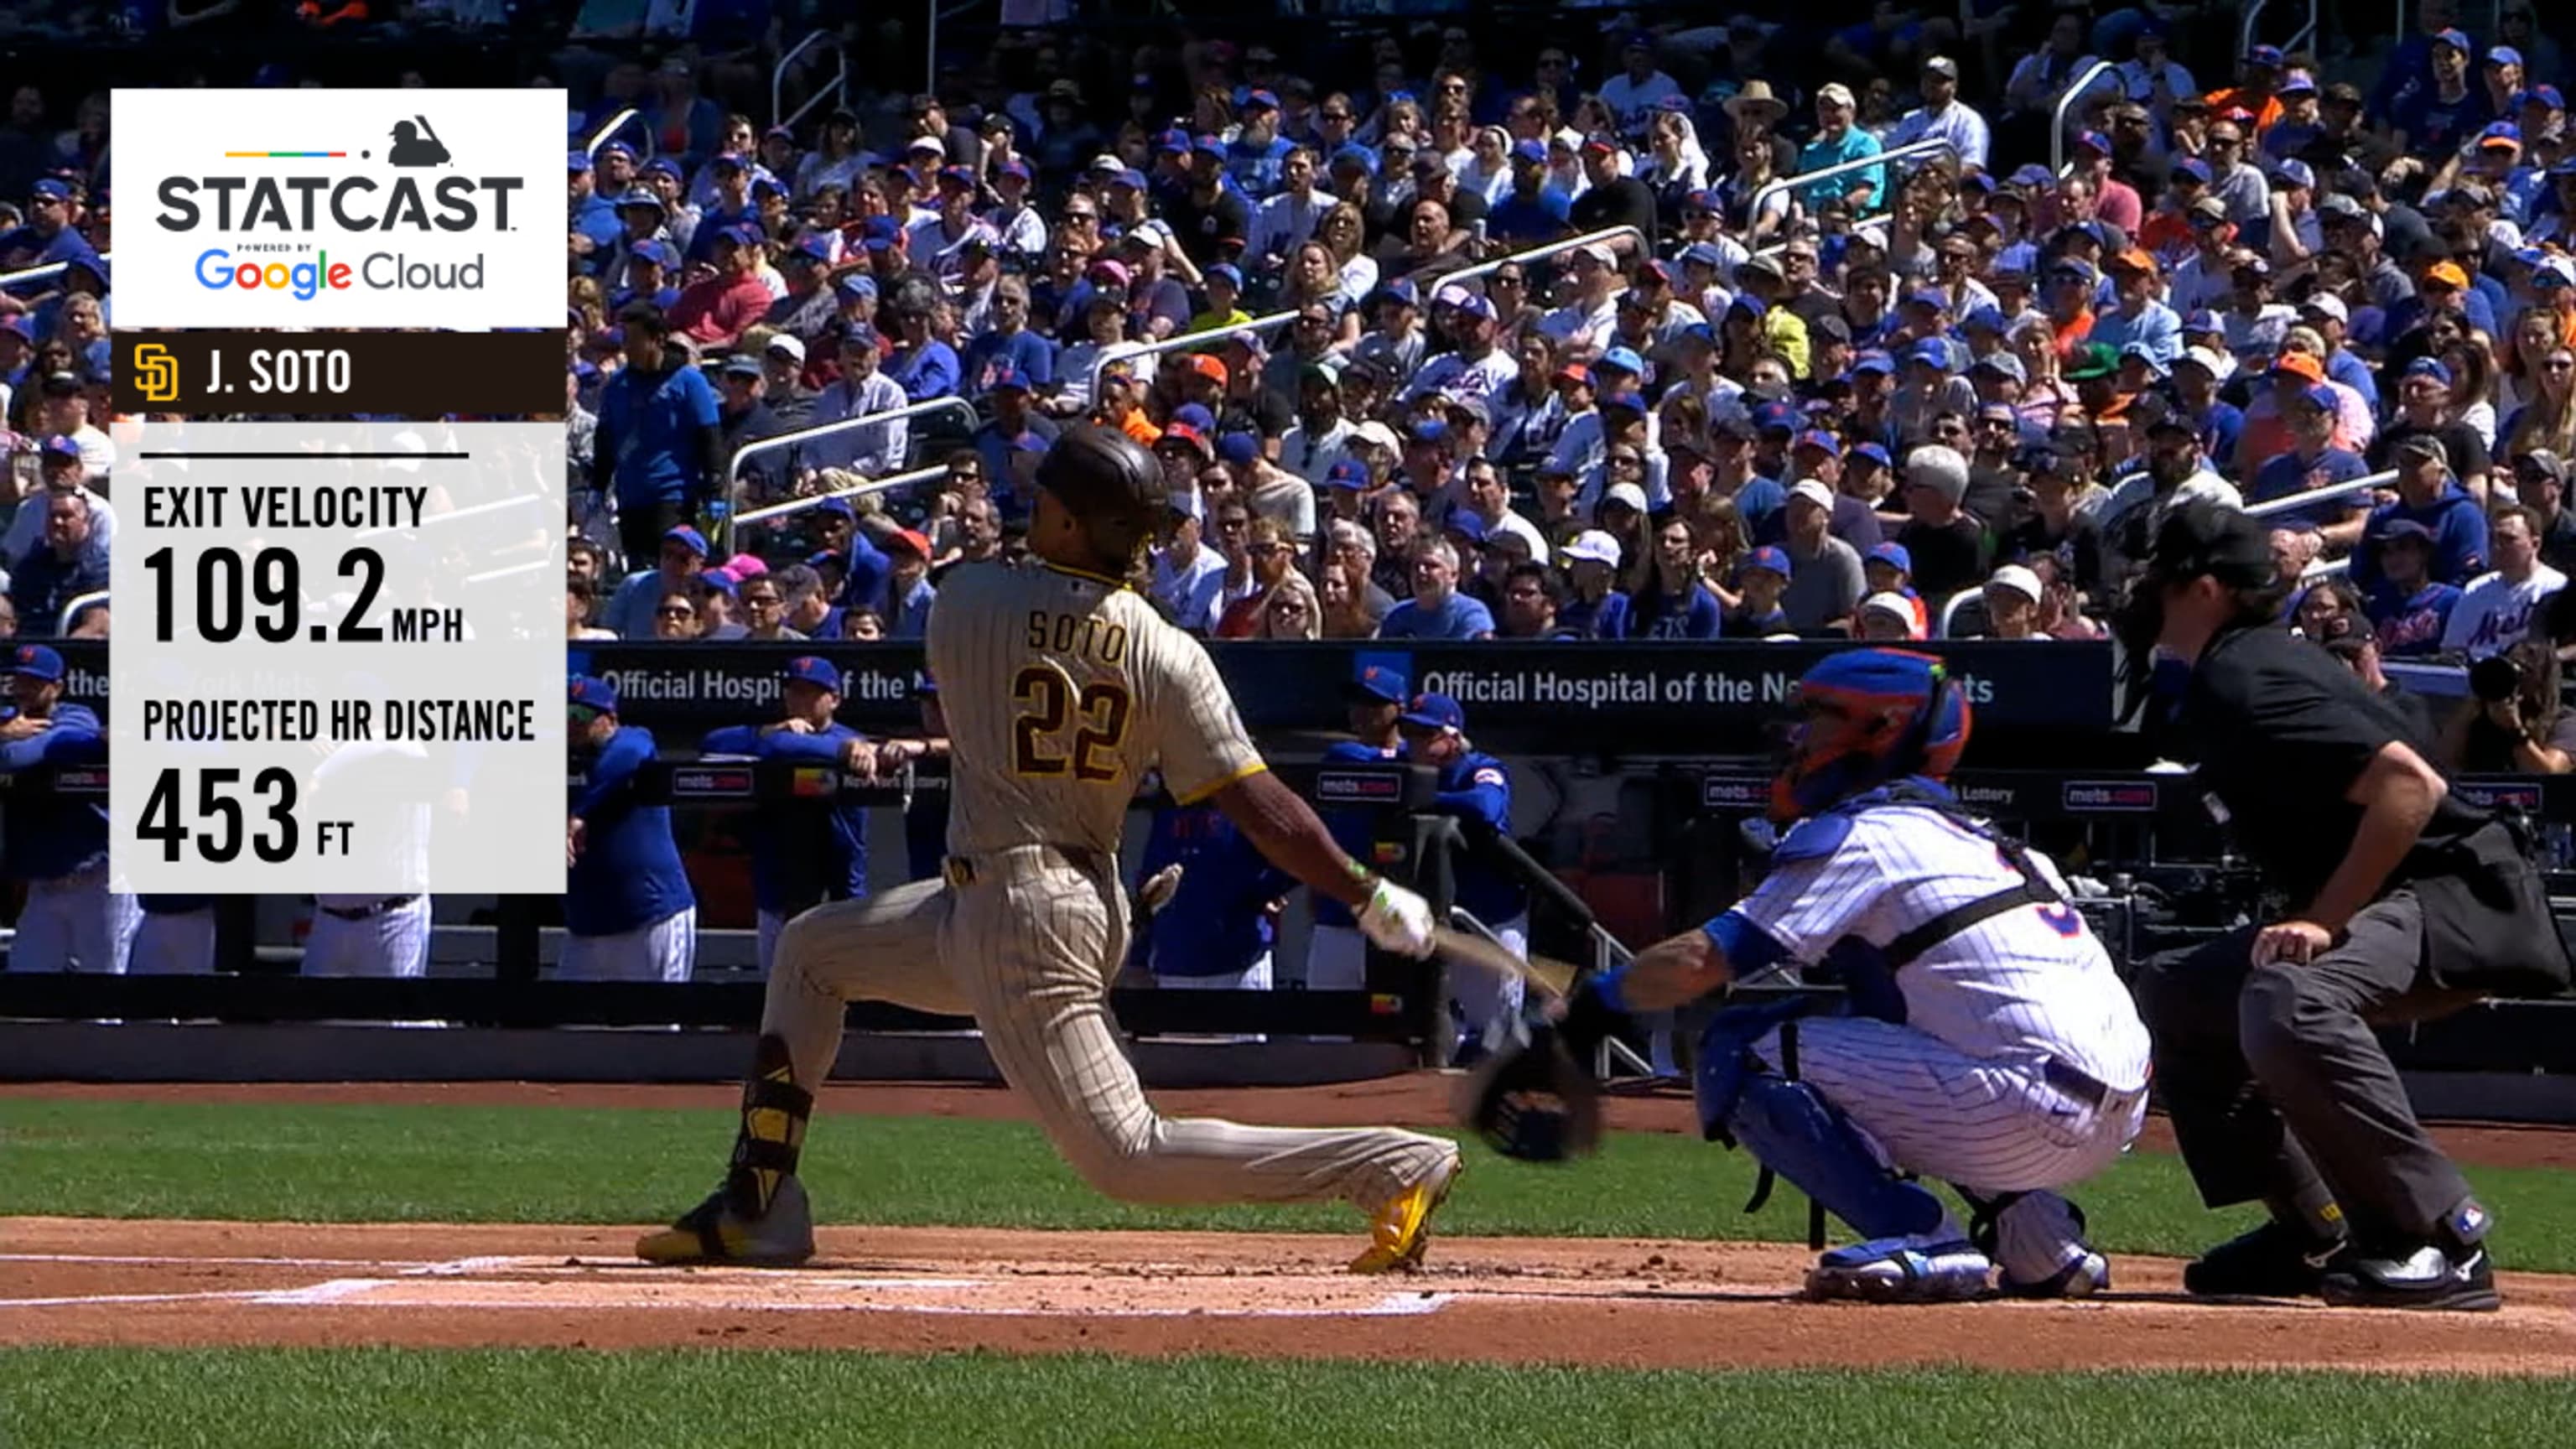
[1457,1013,1601,1163]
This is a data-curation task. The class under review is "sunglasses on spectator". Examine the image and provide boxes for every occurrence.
[654,606,693,620]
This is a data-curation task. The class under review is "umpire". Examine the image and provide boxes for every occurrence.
[2123,502,2571,1312]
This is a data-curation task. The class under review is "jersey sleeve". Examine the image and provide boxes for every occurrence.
[1149,624,1267,805]
[1705,816,1884,973]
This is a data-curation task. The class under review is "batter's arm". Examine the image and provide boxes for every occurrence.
[1208,768,1379,909]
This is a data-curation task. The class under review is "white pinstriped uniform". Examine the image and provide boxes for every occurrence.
[765,559,1452,1213]
[1722,803,2153,1280]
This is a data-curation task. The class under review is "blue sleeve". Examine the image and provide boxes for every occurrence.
[701,724,763,756]
[572,727,656,818]
[1703,909,1793,979]
[905,345,958,402]
[840,532,892,608]
[1686,587,1722,640]
[682,366,720,428]
[1434,759,1509,827]
[758,727,860,764]
[1021,335,1056,388]
[0,708,105,771]
[1459,597,1496,637]
[2443,506,2490,583]
[1597,592,1630,639]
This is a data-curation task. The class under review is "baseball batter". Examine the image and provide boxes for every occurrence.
[641,426,1462,1273]
[1561,650,2150,1301]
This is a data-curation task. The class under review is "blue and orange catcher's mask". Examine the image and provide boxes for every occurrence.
[1772,648,1971,823]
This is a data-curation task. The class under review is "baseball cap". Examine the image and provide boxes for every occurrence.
[1850,442,1894,470]
[1443,511,1488,544]
[1742,545,1793,579]
[2270,351,2325,383]
[784,657,843,690]
[1794,428,1843,457]
[38,434,81,463]
[569,675,619,714]
[2291,382,2340,414]
[2424,260,2471,290]
[1324,460,1370,491]
[1789,478,1838,512]
[1986,564,2043,605]
[1511,138,1548,164]
[1397,693,1467,734]
[1602,481,1651,514]
[2298,293,2350,324]
[1348,664,1410,704]
[1866,542,1914,574]
[1860,592,1917,624]
[2379,517,2438,543]
[719,352,764,377]
[2394,432,2450,463]
[2403,356,2454,387]
[1972,351,2028,384]
[2246,43,2285,67]
[663,525,711,558]
[7,643,62,682]
[839,319,882,351]
[1560,530,1623,568]
[1599,345,1646,377]
[1846,351,1897,379]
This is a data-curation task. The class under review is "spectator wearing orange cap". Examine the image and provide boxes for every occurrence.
[878,527,938,638]
[2089,250,2182,366]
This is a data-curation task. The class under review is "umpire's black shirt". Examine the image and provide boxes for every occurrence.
[2184,624,2488,909]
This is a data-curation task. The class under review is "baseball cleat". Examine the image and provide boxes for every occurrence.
[1805,1237,1992,1303]
[2181,1219,2345,1299]
[1999,1249,2111,1300]
[2319,1244,2501,1312]
[1350,1148,1462,1274]
[635,1172,815,1267]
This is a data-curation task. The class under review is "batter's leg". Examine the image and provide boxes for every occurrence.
[946,861,1456,1246]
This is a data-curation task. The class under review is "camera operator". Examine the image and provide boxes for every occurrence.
[2439,640,2576,776]
[2121,501,2569,1312]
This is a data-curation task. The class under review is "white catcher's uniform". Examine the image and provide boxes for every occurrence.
[763,558,1452,1212]
[1710,795,2153,1283]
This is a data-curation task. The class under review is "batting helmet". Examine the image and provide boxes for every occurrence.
[1771,648,1971,822]
[1035,424,1166,571]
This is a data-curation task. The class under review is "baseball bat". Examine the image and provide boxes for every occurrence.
[1430,927,1581,1000]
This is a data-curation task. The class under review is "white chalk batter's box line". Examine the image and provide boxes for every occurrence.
[0,1252,1457,1319]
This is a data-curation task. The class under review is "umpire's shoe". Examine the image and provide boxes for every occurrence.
[2320,1200,2502,1312]
[636,1173,816,1267]
[2180,1219,2347,1299]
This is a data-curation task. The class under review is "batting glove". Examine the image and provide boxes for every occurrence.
[1356,878,1436,958]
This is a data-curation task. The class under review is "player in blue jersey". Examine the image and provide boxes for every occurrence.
[1547,649,2149,1302]
[1135,802,1293,990]
[1394,692,1530,1059]
[700,657,875,974]
[1303,663,1409,991]
[564,675,697,982]
[0,645,132,973]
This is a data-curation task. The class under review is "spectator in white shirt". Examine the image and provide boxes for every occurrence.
[1598,35,1683,135]
[1889,56,1992,170]
[803,325,911,476]
[2444,506,2567,657]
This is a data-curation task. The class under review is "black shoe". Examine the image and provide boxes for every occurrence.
[2320,1244,2501,1311]
[2182,1219,2348,1298]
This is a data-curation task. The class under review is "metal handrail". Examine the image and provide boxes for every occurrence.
[719,397,979,552]
[57,589,107,636]
[2300,557,2351,583]
[0,252,111,291]
[2240,0,2272,71]
[1441,224,1647,290]
[1087,310,1298,401]
[2241,468,2397,518]
[732,464,948,529]
[2050,60,2118,177]
[583,107,639,161]
[1753,138,1955,223]
[772,29,848,132]
[1939,588,1985,640]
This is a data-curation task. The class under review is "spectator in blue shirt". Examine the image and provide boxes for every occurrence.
[8,490,106,637]
[0,644,127,973]
[699,657,875,975]
[564,676,697,982]
[568,151,624,275]
[1394,692,1529,1057]
[1133,802,1295,990]
[1623,515,1724,638]
[1379,538,1496,638]
[1486,140,1573,244]
[877,528,939,638]
[885,305,961,402]
[590,303,725,571]
[2088,249,2183,366]
[605,525,711,639]
[2250,387,2373,534]
[2364,523,2465,659]
[958,277,1057,400]
[2353,434,2491,590]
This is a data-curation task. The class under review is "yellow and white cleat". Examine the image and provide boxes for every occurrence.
[1349,1148,1463,1274]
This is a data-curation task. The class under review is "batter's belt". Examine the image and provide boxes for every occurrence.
[943,844,1114,889]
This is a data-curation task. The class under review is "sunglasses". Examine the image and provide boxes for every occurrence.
[654,606,693,620]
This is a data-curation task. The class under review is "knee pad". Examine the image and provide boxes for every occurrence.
[1726,1073,1949,1242]
[1691,996,1821,1142]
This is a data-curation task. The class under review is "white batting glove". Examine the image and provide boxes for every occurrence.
[1356,878,1436,958]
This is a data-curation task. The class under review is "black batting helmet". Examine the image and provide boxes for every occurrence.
[1036,424,1166,570]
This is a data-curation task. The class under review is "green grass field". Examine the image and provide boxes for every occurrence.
[8,1349,2576,1449]
[8,1095,2575,1446]
[10,1097,2576,1270]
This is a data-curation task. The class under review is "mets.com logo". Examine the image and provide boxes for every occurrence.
[156,113,526,301]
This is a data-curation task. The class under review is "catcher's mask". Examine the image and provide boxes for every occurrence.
[1771,648,1970,823]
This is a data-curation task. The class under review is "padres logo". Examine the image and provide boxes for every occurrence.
[133,343,180,403]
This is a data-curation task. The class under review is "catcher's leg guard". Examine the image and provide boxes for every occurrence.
[1726,1072,1955,1244]
[1963,1190,2108,1297]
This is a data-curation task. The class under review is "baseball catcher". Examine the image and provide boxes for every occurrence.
[1472,649,2150,1301]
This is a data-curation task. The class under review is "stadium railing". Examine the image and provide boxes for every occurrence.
[1441,224,1646,291]
[1087,310,1301,403]
[772,28,850,133]
[582,108,641,161]
[2241,470,2397,520]
[0,253,112,291]
[2050,61,2118,177]
[718,398,980,553]
[55,589,108,637]
[731,463,950,532]
[1753,138,1956,225]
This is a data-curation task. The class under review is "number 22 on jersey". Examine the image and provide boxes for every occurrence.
[1012,662,1131,782]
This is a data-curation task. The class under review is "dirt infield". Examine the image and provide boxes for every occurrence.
[13,1078,2576,1171]
[5,1218,2576,1373]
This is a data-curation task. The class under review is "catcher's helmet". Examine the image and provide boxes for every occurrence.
[1035,424,1166,570]
[1772,647,1971,822]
